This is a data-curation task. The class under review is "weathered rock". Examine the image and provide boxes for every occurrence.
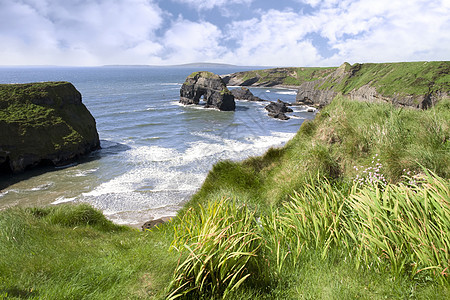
[142,216,173,231]
[265,99,293,120]
[180,71,235,111]
[0,82,100,174]
[295,62,350,108]
[295,62,450,109]
[230,87,265,101]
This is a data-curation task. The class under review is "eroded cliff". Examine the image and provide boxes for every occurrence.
[0,81,100,174]
[222,61,450,109]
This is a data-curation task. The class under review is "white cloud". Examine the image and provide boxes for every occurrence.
[0,0,165,65]
[0,0,448,66]
[224,10,322,66]
[162,18,227,63]
[315,0,450,64]
[172,0,253,10]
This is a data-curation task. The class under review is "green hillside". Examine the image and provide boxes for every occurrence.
[226,61,450,101]
[1,97,449,299]
[324,61,450,96]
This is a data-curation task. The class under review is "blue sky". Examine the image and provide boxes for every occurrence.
[0,0,449,66]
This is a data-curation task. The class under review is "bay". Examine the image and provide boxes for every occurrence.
[0,66,315,226]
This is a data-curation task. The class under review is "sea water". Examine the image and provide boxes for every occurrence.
[0,66,315,226]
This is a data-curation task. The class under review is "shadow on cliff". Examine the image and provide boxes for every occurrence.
[0,140,130,191]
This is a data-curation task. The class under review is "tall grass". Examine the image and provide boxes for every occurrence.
[347,170,449,280]
[263,171,449,283]
[168,199,266,299]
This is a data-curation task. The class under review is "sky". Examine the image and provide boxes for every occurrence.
[0,0,449,67]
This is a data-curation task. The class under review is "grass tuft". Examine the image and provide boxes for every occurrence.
[168,198,267,299]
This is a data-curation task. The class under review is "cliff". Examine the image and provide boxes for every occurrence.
[0,81,100,174]
[222,67,335,87]
[180,71,235,111]
[222,61,450,108]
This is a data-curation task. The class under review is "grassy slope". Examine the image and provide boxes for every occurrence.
[329,61,450,96]
[233,61,450,97]
[0,205,177,299]
[191,96,449,210]
[237,67,336,86]
[1,97,449,299]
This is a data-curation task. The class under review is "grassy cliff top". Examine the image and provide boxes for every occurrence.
[230,66,336,86]
[228,61,450,96]
[0,81,75,103]
[0,81,78,126]
[185,71,222,81]
[345,61,450,95]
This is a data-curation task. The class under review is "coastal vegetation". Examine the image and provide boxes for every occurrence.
[226,66,336,87]
[225,61,450,95]
[319,61,450,96]
[1,95,449,298]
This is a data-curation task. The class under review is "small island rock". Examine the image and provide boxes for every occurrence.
[265,99,293,120]
[180,71,235,111]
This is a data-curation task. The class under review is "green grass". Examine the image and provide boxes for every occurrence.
[231,61,450,99]
[168,199,267,299]
[0,204,178,299]
[1,97,449,299]
[234,67,336,86]
[339,61,450,96]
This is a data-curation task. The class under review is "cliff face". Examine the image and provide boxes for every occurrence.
[295,62,449,108]
[180,71,235,111]
[0,82,100,174]
[223,61,450,109]
[222,67,335,88]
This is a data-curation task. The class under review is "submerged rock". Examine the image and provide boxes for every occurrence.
[0,81,100,174]
[230,87,265,102]
[180,71,235,111]
[265,99,293,120]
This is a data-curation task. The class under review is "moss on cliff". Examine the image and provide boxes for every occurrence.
[341,61,450,96]
[229,67,336,86]
[185,71,219,83]
[230,61,450,99]
[0,81,99,173]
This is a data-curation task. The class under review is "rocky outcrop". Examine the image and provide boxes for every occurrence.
[230,87,265,101]
[142,216,173,231]
[0,82,100,174]
[265,100,293,120]
[295,62,350,108]
[347,85,445,109]
[180,71,235,111]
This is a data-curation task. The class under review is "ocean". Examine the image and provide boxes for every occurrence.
[0,66,315,226]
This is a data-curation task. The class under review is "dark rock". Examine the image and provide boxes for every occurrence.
[0,82,100,174]
[142,216,172,231]
[265,99,293,120]
[231,87,265,101]
[180,71,235,111]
